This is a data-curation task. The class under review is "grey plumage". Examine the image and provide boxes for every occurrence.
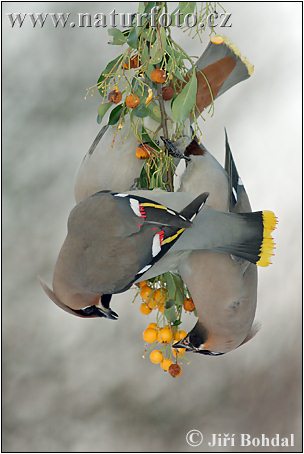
[40,191,208,317]
[195,37,253,99]
[173,132,261,355]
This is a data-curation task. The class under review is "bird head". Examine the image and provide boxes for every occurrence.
[38,277,107,318]
[173,320,260,355]
[173,322,225,356]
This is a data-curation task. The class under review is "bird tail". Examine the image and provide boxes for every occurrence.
[216,210,278,267]
[195,36,254,113]
[256,211,278,267]
[173,208,278,267]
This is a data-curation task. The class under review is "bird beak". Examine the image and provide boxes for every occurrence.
[77,305,107,318]
[172,339,193,351]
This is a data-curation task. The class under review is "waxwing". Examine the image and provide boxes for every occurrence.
[172,132,269,355]
[74,37,253,203]
[40,191,208,319]
[40,184,276,320]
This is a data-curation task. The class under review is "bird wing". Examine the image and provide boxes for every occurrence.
[224,129,252,213]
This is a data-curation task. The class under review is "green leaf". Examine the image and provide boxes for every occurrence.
[144,2,157,14]
[108,28,127,45]
[173,67,187,82]
[127,27,138,49]
[131,77,143,96]
[146,64,156,80]
[150,45,163,65]
[174,285,185,307]
[138,165,149,189]
[172,274,186,307]
[159,27,167,50]
[165,300,175,309]
[108,104,124,125]
[150,28,166,64]
[146,102,161,122]
[97,54,123,96]
[138,2,145,14]
[164,305,177,323]
[172,273,184,289]
[171,70,197,122]
[133,105,149,118]
[171,3,196,26]
[178,2,196,16]
[141,126,153,145]
[172,320,182,327]
[165,273,177,300]
[141,46,150,66]
[97,102,112,121]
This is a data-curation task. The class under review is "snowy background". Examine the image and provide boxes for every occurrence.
[3,2,302,452]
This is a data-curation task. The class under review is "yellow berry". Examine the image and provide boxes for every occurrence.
[149,349,163,364]
[147,298,158,310]
[148,322,158,329]
[174,330,188,342]
[159,326,173,343]
[157,331,163,343]
[154,288,167,306]
[160,358,173,372]
[138,281,148,288]
[143,328,158,343]
[172,347,186,358]
[140,285,153,302]
[140,303,152,315]
[135,144,154,160]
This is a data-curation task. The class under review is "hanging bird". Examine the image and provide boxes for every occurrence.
[41,178,276,321]
[74,37,254,203]
[172,131,269,355]
[40,191,208,319]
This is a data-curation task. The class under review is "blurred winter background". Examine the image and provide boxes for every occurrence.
[2,2,302,452]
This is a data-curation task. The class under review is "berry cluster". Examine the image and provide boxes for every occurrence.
[137,281,196,378]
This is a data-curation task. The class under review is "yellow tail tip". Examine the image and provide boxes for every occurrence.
[212,35,255,76]
[257,211,278,267]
